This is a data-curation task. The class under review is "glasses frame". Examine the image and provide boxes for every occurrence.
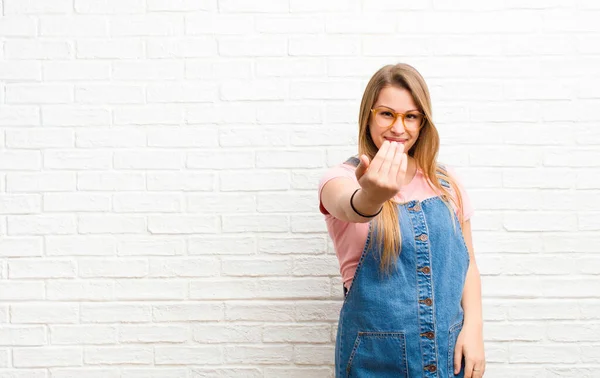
[370,107,427,129]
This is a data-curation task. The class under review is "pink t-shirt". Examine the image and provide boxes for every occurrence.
[318,160,474,290]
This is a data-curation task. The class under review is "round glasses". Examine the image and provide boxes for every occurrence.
[370,107,425,129]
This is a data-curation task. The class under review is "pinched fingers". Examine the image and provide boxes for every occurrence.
[368,140,390,173]
[388,144,407,187]
[379,140,399,175]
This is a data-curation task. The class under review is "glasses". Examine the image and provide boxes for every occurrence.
[370,107,426,129]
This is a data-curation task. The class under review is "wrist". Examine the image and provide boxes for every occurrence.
[463,318,483,330]
[351,189,384,217]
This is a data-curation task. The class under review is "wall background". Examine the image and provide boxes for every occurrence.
[0,0,599,377]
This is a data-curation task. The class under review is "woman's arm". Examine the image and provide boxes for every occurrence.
[455,219,486,376]
[320,178,385,223]
[460,219,483,328]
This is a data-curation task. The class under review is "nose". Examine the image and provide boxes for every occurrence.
[390,116,406,134]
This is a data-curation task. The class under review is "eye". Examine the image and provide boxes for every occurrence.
[380,111,394,117]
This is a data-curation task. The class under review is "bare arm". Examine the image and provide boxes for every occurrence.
[320,178,386,223]
[460,219,483,328]
[320,140,408,223]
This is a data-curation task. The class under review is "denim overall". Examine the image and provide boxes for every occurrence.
[335,158,470,378]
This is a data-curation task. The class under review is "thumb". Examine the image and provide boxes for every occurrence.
[355,154,370,181]
[454,343,463,375]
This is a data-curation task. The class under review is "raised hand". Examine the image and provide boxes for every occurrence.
[355,140,408,205]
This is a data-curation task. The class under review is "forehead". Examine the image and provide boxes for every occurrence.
[374,86,418,112]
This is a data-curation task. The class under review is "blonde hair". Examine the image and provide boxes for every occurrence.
[357,63,465,274]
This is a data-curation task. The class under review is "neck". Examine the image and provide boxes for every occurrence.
[401,156,413,186]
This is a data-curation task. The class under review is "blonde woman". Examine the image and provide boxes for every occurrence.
[319,63,486,377]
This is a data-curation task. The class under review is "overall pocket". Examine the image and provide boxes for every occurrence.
[448,319,465,377]
[346,331,407,378]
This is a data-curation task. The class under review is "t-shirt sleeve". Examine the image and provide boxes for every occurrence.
[318,163,357,215]
[444,165,474,221]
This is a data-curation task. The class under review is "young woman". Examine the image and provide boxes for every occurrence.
[318,63,486,377]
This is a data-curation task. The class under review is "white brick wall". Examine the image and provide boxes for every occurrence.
[0,0,598,377]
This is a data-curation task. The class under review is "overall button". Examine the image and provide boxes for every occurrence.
[419,298,433,306]
[424,364,437,372]
[418,234,428,241]
[410,203,421,212]
[420,331,435,339]
[419,266,431,274]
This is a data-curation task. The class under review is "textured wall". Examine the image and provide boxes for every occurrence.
[0,0,599,377]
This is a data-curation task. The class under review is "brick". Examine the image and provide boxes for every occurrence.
[4,0,72,14]
[191,324,262,343]
[40,15,108,37]
[44,193,110,212]
[8,215,76,235]
[75,0,145,14]
[78,259,147,278]
[148,258,220,278]
[77,172,145,191]
[190,278,330,300]
[0,326,46,346]
[46,281,113,301]
[109,15,184,36]
[148,215,218,234]
[0,238,42,257]
[11,304,78,324]
[189,236,256,255]
[155,346,221,365]
[13,347,82,368]
[46,236,116,256]
[146,38,217,58]
[75,85,144,104]
[4,40,71,60]
[50,325,117,345]
[81,304,152,323]
[42,62,110,81]
[221,257,292,277]
[51,368,119,378]
[224,345,293,364]
[0,194,41,214]
[118,325,188,343]
[114,280,186,300]
[6,84,73,104]
[186,13,253,35]
[9,259,75,279]
[84,346,153,365]
[152,303,224,322]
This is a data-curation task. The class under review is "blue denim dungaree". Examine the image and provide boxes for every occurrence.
[335,159,471,378]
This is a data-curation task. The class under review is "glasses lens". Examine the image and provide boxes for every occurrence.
[404,111,424,127]
[374,109,396,128]
[374,109,424,128]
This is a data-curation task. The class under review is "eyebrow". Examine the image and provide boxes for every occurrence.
[375,104,420,113]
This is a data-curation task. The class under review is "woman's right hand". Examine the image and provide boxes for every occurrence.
[354,140,408,205]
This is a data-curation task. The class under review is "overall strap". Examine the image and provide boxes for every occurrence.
[344,155,360,167]
[436,163,451,189]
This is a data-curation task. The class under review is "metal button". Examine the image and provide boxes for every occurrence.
[420,266,431,274]
[419,298,433,306]
[424,364,437,372]
[420,331,435,339]
[418,234,428,242]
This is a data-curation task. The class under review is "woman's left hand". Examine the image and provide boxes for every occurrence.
[454,323,486,377]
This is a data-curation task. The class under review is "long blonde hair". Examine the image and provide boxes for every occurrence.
[357,63,465,274]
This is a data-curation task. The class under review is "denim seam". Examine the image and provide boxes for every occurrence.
[422,206,440,378]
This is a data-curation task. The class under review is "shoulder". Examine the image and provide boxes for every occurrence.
[318,156,359,189]
[436,163,474,220]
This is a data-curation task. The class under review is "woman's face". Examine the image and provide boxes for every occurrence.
[369,86,423,153]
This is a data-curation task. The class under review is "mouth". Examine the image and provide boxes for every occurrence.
[384,137,408,143]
